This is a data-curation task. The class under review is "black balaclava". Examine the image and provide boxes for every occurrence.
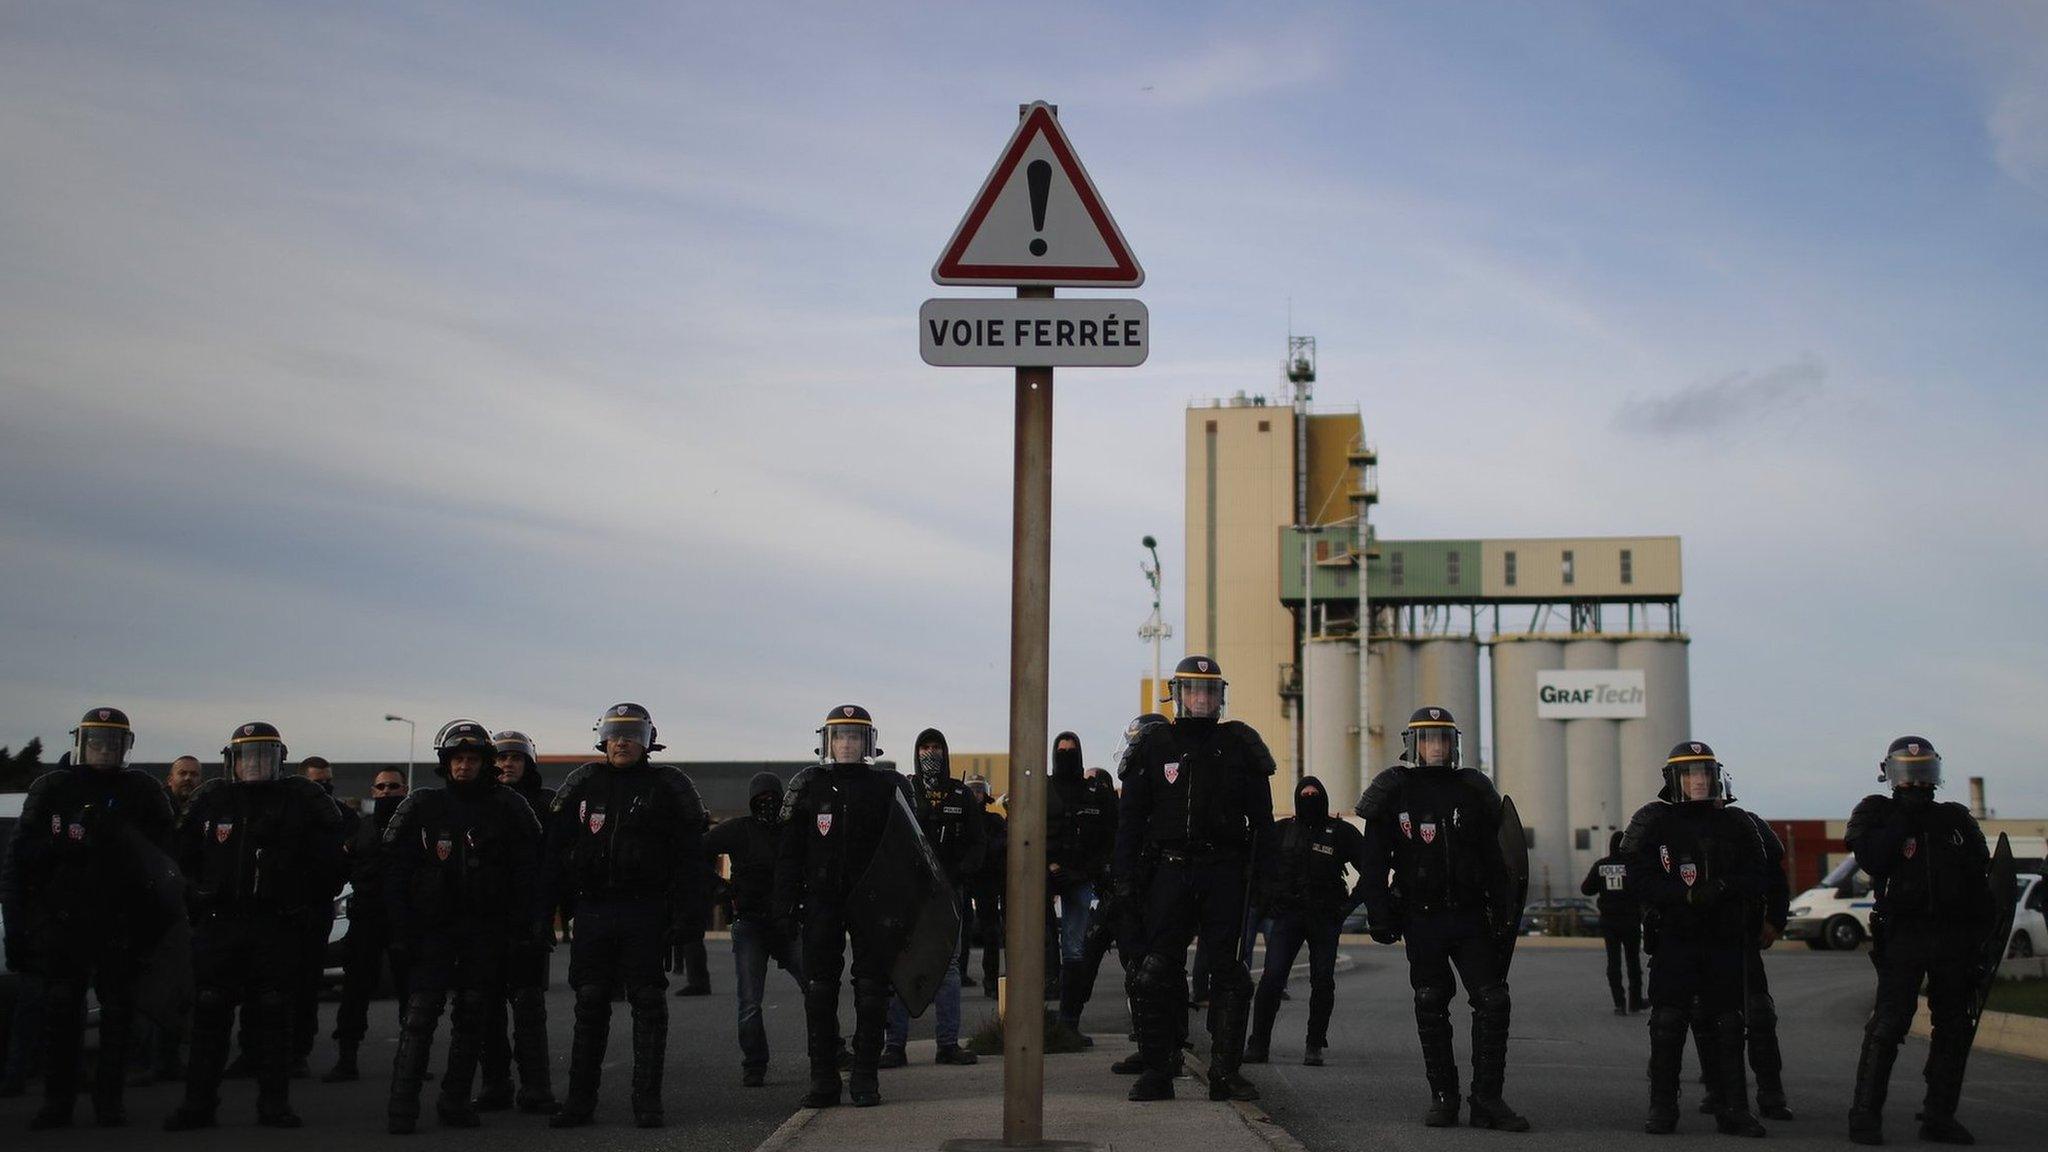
[1609,829,1625,856]
[748,771,783,823]
[913,728,951,792]
[1052,731,1083,782]
[1294,775,1329,825]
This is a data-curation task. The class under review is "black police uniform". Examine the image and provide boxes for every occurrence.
[286,776,356,1074]
[709,772,806,1083]
[1844,736,1991,1146]
[545,707,709,1128]
[1114,676,1275,1103]
[1046,733,1113,1022]
[382,743,543,1133]
[474,748,557,1114]
[166,735,345,1130]
[1356,738,1524,1128]
[774,706,919,1108]
[1058,767,1125,1026]
[1247,775,1365,1064]
[327,793,412,1080]
[1691,806,1792,1120]
[1620,744,1769,1137]
[0,710,177,1129]
[1579,830,1644,1014]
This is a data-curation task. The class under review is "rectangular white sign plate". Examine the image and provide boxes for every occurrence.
[1535,669,1648,719]
[920,298,1148,367]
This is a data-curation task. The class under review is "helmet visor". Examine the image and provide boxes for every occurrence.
[1403,725,1460,768]
[1882,751,1941,789]
[74,726,132,769]
[1671,761,1725,802]
[822,722,875,765]
[230,741,284,783]
[598,716,653,753]
[1173,678,1224,720]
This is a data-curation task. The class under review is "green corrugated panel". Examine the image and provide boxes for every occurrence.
[1277,524,1363,601]
[1363,539,1483,600]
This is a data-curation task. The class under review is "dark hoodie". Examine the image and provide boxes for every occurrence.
[1047,731,1113,882]
[1579,830,1640,923]
[1259,775,1367,916]
[909,728,985,885]
[706,771,788,921]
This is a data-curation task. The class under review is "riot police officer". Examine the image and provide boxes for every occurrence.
[1048,731,1115,1030]
[1355,706,1530,1131]
[383,720,544,1134]
[774,704,919,1108]
[1845,736,1992,1146]
[1,706,177,1129]
[473,729,557,1114]
[882,727,983,1067]
[1244,775,1365,1067]
[1693,779,1794,1122]
[1580,831,1644,1015]
[545,703,709,1129]
[1115,656,1274,1103]
[165,722,346,1131]
[326,766,411,1082]
[1620,741,1768,1138]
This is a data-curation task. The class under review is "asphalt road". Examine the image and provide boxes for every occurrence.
[1160,942,2048,1151]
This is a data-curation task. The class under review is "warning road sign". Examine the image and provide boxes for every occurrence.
[919,298,1148,367]
[931,101,1143,288]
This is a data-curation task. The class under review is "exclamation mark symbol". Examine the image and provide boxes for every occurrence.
[1027,160,1051,257]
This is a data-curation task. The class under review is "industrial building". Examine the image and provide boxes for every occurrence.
[1183,341,1692,894]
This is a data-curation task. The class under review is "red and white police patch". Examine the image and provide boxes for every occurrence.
[1420,822,1437,844]
[67,823,84,842]
[1659,845,1672,872]
[215,822,233,843]
[50,815,61,835]
[587,812,606,834]
[816,813,833,836]
[1163,762,1180,785]
[435,839,453,861]
[1680,863,1698,887]
[1902,837,1917,860]
[1399,812,1413,839]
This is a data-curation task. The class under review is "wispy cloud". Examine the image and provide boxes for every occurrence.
[1613,357,1828,438]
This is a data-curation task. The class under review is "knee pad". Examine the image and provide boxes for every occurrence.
[1213,960,1254,999]
[627,984,666,1014]
[804,977,838,999]
[1413,985,1453,1018]
[1747,992,1778,1030]
[1649,1005,1690,1040]
[1473,982,1511,1019]
[1130,953,1185,1000]
[510,986,546,1013]
[572,983,611,1013]
[1865,1004,1912,1046]
[454,988,493,1021]
[850,977,891,1002]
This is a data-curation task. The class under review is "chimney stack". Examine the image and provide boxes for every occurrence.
[1968,776,1987,819]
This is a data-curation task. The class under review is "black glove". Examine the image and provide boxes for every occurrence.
[1369,924,1401,946]
[1684,878,1726,908]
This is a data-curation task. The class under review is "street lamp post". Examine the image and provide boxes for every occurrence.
[383,714,416,789]
[1138,535,1172,709]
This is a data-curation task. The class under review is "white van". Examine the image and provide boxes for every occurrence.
[1787,837,2048,952]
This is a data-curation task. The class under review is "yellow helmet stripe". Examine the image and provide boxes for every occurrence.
[1406,720,1458,729]
[74,720,131,730]
[1665,753,1719,764]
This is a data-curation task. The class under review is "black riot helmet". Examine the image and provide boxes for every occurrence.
[492,729,537,769]
[817,703,880,765]
[222,721,287,784]
[1880,735,1942,790]
[434,719,494,780]
[594,702,664,754]
[1170,655,1226,720]
[70,705,135,769]
[1114,712,1170,778]
[1661,740,1728,803]
[1401,706,1461,769]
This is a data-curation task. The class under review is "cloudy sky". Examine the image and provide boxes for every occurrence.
[3,2,2045,819]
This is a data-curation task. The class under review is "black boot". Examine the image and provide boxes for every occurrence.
[628,986,667,1127]
[1126,958,1183,1101]
[1710,1012,1765,1138]
[170,988,231,1133]
[801,979,843,1108]
[323,1041,361,1084]
[475,995,514,1110]
[1416,986,1461,1128]
[548,984,608,1128]
[435,989,487,1128]
[1917,1017,1975,1145]
[1848,1028,1897,1145]
[387,992,443,1135]
[250,991,299,1130]
[91,997,133,1128]
[508,985,556,1111]
[1694,1012,1726,1114]
[1466,984,1528,1131]
[1207,967,1258,1102]
[848,979,889,1108]
[1645,1005,1686,1134]
[1747,991,1792,1120]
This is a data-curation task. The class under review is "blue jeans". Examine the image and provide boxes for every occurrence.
[732,918,803,1071]
[1054,880,1095,964]
[885,929,962,1050]
[1252,910,1343,1047]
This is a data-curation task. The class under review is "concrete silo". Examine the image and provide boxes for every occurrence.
[1414,638,1482,763]
[1616,637,1692,817]
[1490,638,1568,897]
[1368,639,1416,776]
[1562,639,1622,886]
[1305,637,1362,805]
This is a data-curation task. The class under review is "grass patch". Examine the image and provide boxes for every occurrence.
[964,1009,1093,1057]
[1985,977,2048,1019]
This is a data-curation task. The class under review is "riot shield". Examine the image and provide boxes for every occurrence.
[116,822,192,1028]
[846,789,961,1018]
[1495,795,1530,975]
[1964,833,2019,1037]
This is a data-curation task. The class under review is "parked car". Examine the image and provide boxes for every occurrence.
[2010,873,2045,959]
[1520,897,1601,937]
[1789,840,2048,952]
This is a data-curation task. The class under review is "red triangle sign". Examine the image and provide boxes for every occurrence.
[932,103,1143,288]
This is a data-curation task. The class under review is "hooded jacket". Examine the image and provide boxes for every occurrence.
[1260,775,1368,915]
[1046,731,1114,882]
[705,771,788,921]
[908,728,985,885]
[1579,830,1641,923]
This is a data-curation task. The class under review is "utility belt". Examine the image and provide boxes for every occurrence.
[1152,840,1245,867]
